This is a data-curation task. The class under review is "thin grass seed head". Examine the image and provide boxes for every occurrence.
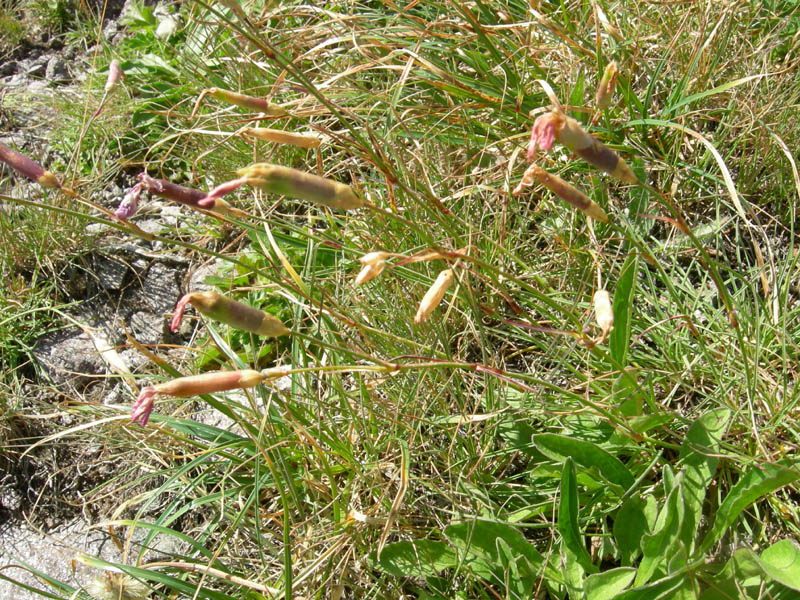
[104,59,123,93]
[414,268,454,324]
[131,369,266,426]
[593,289,614,342]
[514,163,609,222]
[171,290,290,336]
[208,87,287,116]
[0,141,61,189]
[87,572,149,600]
[527,108,638,184]
[238,163,364,210]
[595,61,618,110]
[241,127,321,149]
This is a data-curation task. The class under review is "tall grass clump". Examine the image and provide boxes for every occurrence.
[3,1,800,599]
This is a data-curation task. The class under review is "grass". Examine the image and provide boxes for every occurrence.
[2,0,800,599]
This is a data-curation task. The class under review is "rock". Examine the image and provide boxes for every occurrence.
[45,56,70,83]
[144,262,180,315]
[128,310,165,345]
[0,61,18,77]
[94,256,129,290]
[33,329,106,390]
[188,259,224,291]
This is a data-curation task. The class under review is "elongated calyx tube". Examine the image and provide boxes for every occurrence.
[527,108,638,184]
[208,88,287,116]
[241,127,321,149]
[131,369,266,426]
[514,163,609,223]
[115,173,249,220]
[593,289,614,341]
[414,269,454,323]
[0,142,61,189]
[238,163,364,210]
[595,62,618,110]
[105,59,122,93]
[171,290,290,337]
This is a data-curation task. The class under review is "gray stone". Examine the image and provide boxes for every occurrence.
[94,256,129,290]
[45,56,70,83]
[188,259,224,292]
[128,311,164,345]
[32,329,106,390]
[143,263,180,315]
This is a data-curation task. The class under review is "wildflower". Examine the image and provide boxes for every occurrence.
[114,173,249,220]
[593,289,614,342]
[595,61,618,110]
[105,59,123,93]
[241,127,321,149]
[238,163,364,210]
[131,369,266,426]
[414,268,454,323]
[170,290,290,337]
[527,108,637,184]
[514,163,609,222]
[0,141,61,189]
[207,87,287,116]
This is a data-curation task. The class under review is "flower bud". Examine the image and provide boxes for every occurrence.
[595,62,618,110]
[131,369,266,425]
[0,141,61,189]
[593,289,614,341]
[414,269,454,324]
[355,261,385,285]
[527,109,637,184]
[241,127,321,149]
[238,163,363,210]
[359,251,390,266]
[208,88,287,116]
[105,59,123,93]
[171,290,290,337]
[514,163,609,222]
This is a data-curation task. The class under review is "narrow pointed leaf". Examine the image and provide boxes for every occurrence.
[534,433,634,490]
[559,457,597,574]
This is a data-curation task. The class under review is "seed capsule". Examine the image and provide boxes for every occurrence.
[171,290,290,337]
[238,163,363,210]
[208,88,287,115]
[514,163,609,223]
[0,141,61,188]
[414,269,454,323]
[595,62,618,110]
[528,109,638,184]
[241,127,321,149]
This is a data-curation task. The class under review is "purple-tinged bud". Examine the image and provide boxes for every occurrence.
[130,369,266,426]
[198,178,246,207]
[126,173,250,218]
[114,182,144,220]
[208,88,287,116]
[238,163,363,210]
[105,59,123,93]
[0,141,61,189]
[171,290,290,337]
[527,109,638,184]
[514,163,609,223]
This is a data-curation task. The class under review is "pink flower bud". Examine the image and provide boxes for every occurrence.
[171,290,290,337]
[238,163,363,210]
[105,59,123,93]
[514,163,609,222]
[208,88,287,116]
[0,141,61,189]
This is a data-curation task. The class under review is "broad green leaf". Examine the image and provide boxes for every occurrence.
[760,539,800,591]
[610,255,638,366]
[614,494,658,566]
[534,433,635,490]
[558,458,597,574]
[370,540,457,578]
[614,573,684,600]
[679,408,731,552]
[584,567,637,600]
[635,483,684,586]
[698,460,800,554]
[613,369,644,417]
[496,538,531,598]
[627,412,676,434]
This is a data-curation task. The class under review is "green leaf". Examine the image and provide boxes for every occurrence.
[698,460,800,554]
[584,567,637,600]
[614,573,684,600]
[635,483,685,586]
[613,369,644,417]
[679,408,731,552]
[558,457,597,574]
[370,540,457,578]
[534,433,635,490]
[760,539,800,591]
[614,494,658,566]
[610,255,638,366]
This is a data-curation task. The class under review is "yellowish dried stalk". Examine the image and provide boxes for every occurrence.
[514,163,609,223]
[414,269,454,323]
[241,127,321,148]
[239,163,363,210]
